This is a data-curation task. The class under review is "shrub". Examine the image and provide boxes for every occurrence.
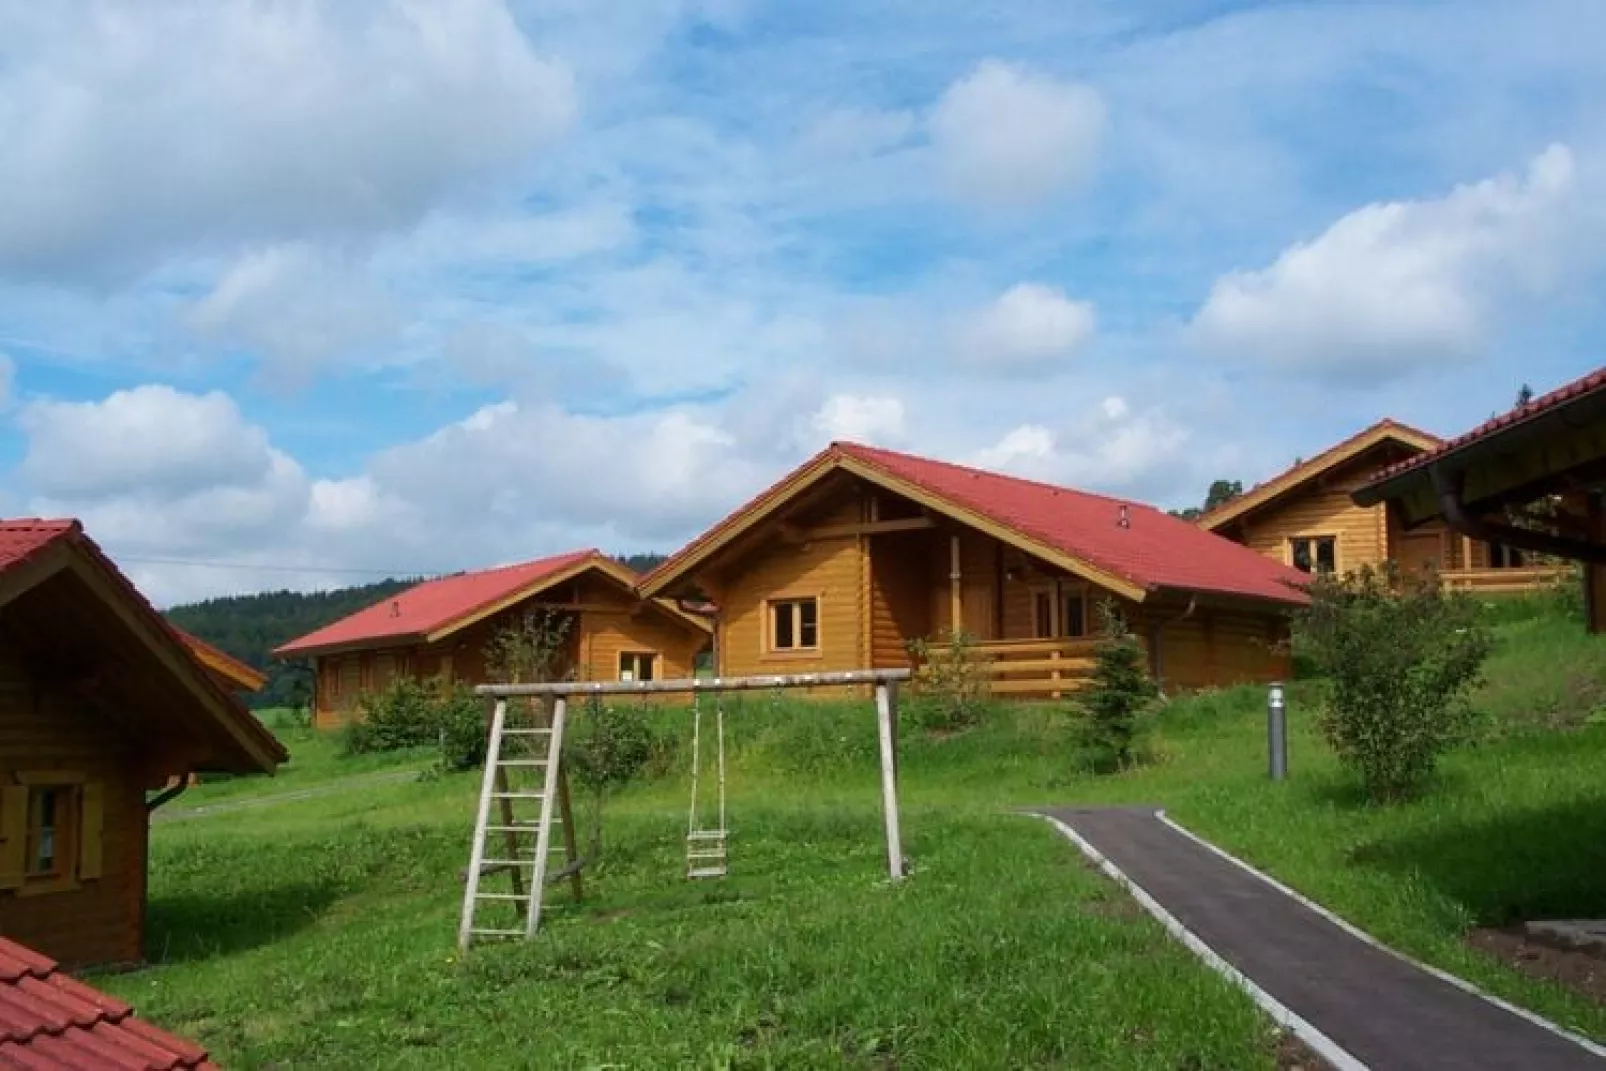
[566,697,657,858]
[344,676,486,771]
[1293,563,1494,802]
[1072,600,1159,771]
[906,630,991,732]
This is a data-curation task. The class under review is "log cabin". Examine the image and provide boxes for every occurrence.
[274,550,712,728]
[0,519,287,968]
[638,442,1311,698]
[1353,366,1606,632]
[1197,419,1570,595]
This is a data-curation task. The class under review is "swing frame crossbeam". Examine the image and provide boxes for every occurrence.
[475,669,911,883]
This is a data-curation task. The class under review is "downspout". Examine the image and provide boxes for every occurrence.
[146,777,190,813]
[1429,466,1606,564]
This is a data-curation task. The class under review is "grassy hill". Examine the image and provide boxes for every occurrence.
[108,592,1606,1066]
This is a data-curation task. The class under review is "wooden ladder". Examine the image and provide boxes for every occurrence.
[458,696,583,950]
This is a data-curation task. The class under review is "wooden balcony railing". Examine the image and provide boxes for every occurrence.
[915,637,1099,700]
[1437,565,1573,595]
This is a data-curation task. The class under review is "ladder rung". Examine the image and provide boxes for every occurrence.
[686,831,726,841]
[486,825,541,833]
[475,892,532,902]
[492,792,547,800]
[471,928,529,937]
[498,759,550,766]
[480,859,537,867]
[687,850,726,860]
[502,728,553,736]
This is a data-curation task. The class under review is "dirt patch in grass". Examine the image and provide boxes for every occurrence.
[1469,926,1606,1006]
[1275,1031,1335,1070]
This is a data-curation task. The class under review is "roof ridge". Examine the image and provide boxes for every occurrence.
[834,440,1153,512]
[407,547,598,586]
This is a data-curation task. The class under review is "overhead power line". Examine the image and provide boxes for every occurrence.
[107,553,440,578]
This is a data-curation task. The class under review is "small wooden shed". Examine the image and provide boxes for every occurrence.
[0,519,286,968]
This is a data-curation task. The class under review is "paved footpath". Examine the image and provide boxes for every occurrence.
[1038,806,1606,1071]
[153,768,422,824]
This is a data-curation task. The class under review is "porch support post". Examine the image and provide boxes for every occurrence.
[949,534,963,635]
[1461,533,1473,571]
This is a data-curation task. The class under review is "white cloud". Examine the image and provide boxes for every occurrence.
[958,283,1096,371]
[1191,143,1590,375]
[18,386,281,499]
[928,59,1106,209]
[0,1,576,283]
[798,107,917,160]
[971,396,1190,490]
[810,394,908,445]
[186,244,400,387]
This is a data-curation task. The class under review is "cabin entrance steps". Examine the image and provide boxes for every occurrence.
[685,692,728,880]
[457,696,584,951]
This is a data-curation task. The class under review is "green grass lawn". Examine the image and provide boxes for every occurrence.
[104,598,1606,1067]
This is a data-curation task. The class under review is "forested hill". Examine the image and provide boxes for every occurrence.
[164,552,669,709]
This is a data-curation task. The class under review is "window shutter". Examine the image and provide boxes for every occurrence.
[78,782,104,880]
[0,785,27,890]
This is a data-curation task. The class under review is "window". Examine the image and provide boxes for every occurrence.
[1488,542,1526,569]
[1063,593,1088,638]
[1,777,101,894]
[1031,582,1089,638]
[26,788,72,880]
[619,651,657,682]
[1033,591,1055,639]
[1290,535,1338,574]
[769,598,820,652]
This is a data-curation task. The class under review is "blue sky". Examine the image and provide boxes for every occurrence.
[1,0,1603,605]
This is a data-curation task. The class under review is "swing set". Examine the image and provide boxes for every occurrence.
[457,668,911,951]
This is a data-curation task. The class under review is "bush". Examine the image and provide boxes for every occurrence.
[1293,564,1494,802]
[907,630,992,732]
[566,697,658,859]
[343,677,487,772]
[1072,600,1159,772]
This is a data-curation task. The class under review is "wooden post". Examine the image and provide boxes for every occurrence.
[556,765,583,902]
[949,535,963,635]
[525,696,567,937]
[875,681,905,882]
[1461,533,1474,572]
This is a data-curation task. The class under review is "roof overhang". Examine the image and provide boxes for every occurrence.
[1353,386,1606,531]
[640,449,1152,603]
[1198,422,1443,532]
[1,530,285,774]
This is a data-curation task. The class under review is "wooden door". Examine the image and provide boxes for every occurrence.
[1394,531,1444,577]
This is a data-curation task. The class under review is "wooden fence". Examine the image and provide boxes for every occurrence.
[915,637,1099,700]
[1437,565,1572,596]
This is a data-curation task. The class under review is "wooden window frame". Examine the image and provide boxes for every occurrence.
[2,771,100,898]
[618,650,659,682]
[1030,580,1090,639]
[1288,534,1339,575]
[764,595,822,659]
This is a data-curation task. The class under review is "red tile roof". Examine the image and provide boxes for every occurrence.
[0,937,218,1070]
[273,549,602,657]
[0,520,286,771]
[1363,365,1606,486]
[644,442,1310,607]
